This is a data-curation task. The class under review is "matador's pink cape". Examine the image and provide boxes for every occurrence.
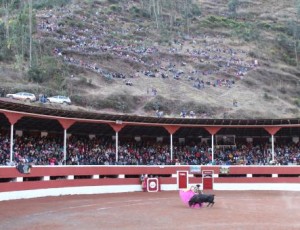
[179,189,202,208]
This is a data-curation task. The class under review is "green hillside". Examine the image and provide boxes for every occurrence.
[0,0,300,119]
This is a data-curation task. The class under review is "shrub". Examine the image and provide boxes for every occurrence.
[294,99,300,107]
[282,54,297,66]
[257,22,272,30]
[277,34,294,53]
[144,96,164,112]
[28,66,46,83]
[129,6,141,16]
[233,22,260,42]
[107,0,118,3]
[109,4,122,13]
[263,92,273,101]
[202,15,240,28]
[278,87,287,94]
[33,0,71,9]
[191,4,201,16]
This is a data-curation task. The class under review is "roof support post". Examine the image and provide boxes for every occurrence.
[109,123,125,163]
[205,127,221,164]
[163,126,180,162]
[10,124,14,163]
[3,112,23,163]
[264,127,281,163]
[58,119,76,165]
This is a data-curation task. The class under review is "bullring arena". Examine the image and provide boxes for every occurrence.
[0,99,300,229]
[1,190,300,230]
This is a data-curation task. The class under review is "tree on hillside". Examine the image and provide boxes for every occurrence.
[1,0,30,65]
[295,0,300,67]
[152,0,160,29]
[183,0,192,35]
[228,0,239,18]
[138,0,200,34]
[28,0,32,68]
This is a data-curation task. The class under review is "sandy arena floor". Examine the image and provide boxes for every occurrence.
[1,190,300,230]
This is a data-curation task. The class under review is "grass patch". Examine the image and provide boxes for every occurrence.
[200,15,243,29]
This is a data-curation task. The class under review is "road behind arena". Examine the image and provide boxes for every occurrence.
[0,190,299,230]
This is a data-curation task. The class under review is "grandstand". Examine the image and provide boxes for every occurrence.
[0,99,299,166]
[0,98,300,201]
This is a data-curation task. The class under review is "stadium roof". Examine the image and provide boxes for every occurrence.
[0,99,299,138]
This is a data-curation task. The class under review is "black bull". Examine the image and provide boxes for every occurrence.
[188,194,215,207]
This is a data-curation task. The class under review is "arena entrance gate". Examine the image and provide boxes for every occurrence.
[177,171,188,189]
[202,170,214,190]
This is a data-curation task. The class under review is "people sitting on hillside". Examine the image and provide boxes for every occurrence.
[155,110,164,118]
[125,79,133,86]
[233,99,238,107]
[189,111,196,118]
[180,109,187,118]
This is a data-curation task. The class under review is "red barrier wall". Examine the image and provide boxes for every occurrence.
[1,166,300,193]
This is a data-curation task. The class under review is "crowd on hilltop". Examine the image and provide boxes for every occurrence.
[36,4,259,90]
[0,134,299,166]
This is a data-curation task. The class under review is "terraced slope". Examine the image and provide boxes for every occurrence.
[0,0,299,118]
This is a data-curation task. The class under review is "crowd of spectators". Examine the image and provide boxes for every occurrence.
[1,134,299,166]
[36,4,259,92]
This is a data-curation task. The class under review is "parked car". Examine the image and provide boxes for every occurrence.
[6,92,36,102]
[47,95,71,105]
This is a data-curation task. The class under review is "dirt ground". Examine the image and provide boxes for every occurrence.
[1,190,300,230]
